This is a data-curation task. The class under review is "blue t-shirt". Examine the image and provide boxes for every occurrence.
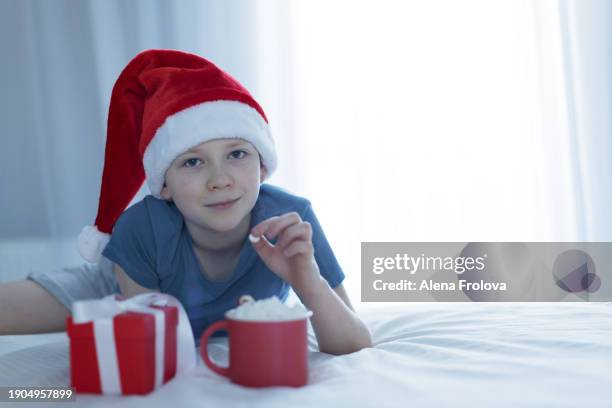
[102,183,345,341]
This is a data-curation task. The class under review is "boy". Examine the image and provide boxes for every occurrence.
[0,49,371,355]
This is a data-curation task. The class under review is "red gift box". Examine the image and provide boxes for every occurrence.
[67,303,178,395]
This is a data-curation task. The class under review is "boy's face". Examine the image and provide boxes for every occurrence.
[160,138,267,233]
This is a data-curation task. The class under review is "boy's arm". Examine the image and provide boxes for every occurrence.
[293,272,372,355]
[0,280,70,335]
[114,264,159,298]
[332,283,355,312]
[250,212,373,355]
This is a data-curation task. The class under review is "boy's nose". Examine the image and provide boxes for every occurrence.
[207,167,233,190]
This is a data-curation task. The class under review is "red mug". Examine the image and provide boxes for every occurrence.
[200,311,313,387]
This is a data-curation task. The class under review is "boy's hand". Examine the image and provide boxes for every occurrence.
[250,212,321,292]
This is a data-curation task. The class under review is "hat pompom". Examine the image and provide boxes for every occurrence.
[77,225,110,263]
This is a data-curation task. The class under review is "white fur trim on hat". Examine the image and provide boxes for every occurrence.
[77,225,111,263]
[143,100,277,197]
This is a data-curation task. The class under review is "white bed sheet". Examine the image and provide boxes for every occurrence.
[1,302,611,408]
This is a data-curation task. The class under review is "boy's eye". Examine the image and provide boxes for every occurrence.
[183,158,202,167]
[229,150,248,159]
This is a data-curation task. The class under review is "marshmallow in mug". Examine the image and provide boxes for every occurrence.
[228,296,311,321]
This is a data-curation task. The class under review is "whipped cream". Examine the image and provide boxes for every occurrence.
[227,296,311,321]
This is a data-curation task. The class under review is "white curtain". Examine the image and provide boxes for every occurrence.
[556,0,612,241]
[283,0,612,304]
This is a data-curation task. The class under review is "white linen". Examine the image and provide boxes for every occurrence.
[1,303,610,407]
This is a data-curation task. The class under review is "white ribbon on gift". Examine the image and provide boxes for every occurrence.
[72,293,196,394]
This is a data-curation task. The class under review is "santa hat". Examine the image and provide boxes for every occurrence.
[78,49,277,263]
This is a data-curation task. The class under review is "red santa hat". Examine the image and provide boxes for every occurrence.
[78,49,277,263]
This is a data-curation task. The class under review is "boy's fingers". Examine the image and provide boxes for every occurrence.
[276,222,312,250]
[252,212,301,240]
[283,241,310,258]
[249,233,275,259]
[250,216,280,238]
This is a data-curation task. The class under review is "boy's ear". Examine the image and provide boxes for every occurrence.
[259,165,267,183]
[160,183,171,201]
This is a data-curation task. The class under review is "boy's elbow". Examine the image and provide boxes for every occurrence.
[344,326,374,354]
[321,330,374,356]
[356,328,373,350]
[351,331,374,353]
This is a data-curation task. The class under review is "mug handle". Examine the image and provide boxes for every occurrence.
[200,320,230,377]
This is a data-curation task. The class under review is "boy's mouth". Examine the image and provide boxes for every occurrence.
[205,197,241,209]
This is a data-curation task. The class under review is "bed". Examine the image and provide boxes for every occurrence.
[1,302,611,407]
